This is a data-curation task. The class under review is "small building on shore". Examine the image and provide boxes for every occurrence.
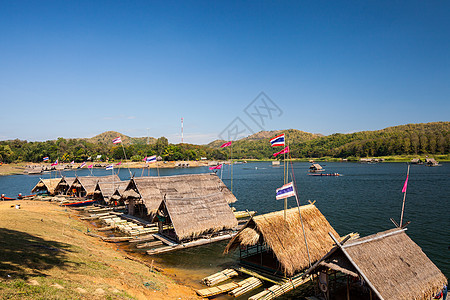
[303,228,447,300]
[93,181,128,206]
[68,175,120,198]
[426,158,439,166]
[31,178,62,195]
[122,173,237,220]
[411,158,423,164]
[224,204,341,278]
[152,192,238,243]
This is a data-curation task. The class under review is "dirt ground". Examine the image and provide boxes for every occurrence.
[0,200,201,299]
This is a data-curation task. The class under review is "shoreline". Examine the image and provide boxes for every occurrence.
[1,156,448,176]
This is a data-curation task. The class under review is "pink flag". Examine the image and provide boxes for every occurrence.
[273,146,289,157]
[209,164,223,170]
[116,161,122,165]
[87,164,93,168]
[220,141,232,148]
[402,175,409,193]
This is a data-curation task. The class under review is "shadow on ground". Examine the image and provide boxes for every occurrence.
[0,228,74,279]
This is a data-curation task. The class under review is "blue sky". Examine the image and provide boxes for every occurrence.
[1,1,449,144]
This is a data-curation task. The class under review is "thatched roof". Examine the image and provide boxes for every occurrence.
[337,228,447,300]
[154,192,238,241]
[123,173,237,215]
[70,175,120,195]
[94,181,128,199]
[224,204,340,276]
[310,163,323,170]
[31,178,62,195]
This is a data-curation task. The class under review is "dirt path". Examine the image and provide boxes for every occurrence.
[0,200,201,299]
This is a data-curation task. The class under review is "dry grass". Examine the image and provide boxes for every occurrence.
[0,200,200,299]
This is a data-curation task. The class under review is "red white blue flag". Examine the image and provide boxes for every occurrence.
[276,182,296,200]
[145,155,157,163]
[43,157,49,161]
[106,165,113,170]
[51,159,58,166]
[79,162,86,168]
[112,137,122,144]
[270,134,285,147]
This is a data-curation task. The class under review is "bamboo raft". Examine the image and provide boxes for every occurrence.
[228,277,263,297]
[248,275,312,300]
[196,276,262,298]
[196,282,240,297]
[202,269,238,286]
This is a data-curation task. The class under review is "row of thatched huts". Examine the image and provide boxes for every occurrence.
[31,173,447,299]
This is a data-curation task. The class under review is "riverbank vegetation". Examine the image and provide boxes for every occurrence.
[0,122,448,163]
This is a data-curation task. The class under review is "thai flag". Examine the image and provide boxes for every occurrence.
[79,162,86,168]
[209,164,223,170]
[220,141,232,148]
[112,137,122,144]
[270,134,285,147]
[146,155,157,163]
[106,165,113,170]
[51,159,58,166]
[43,157,49,161]
[276,182,296,200]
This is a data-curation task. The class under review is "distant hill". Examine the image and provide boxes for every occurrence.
[86,131,156,145]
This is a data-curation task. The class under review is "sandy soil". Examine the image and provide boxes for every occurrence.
[0,200,201,299]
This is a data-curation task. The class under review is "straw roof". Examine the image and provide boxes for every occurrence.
[123,173,237,215]
[337,228,447,300]
[94,181,128,199]
[70,175,120,196]
[310,163,323,170]
[154,192,238,241]
[224,204,340,276]
[31,178,62,195]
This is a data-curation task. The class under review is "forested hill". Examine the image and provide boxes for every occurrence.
[209,122,449,159]
[0,122,448,163]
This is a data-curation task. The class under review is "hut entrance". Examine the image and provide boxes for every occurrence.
[239,244,283,275]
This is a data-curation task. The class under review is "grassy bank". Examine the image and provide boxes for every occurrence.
[0,200,199,299]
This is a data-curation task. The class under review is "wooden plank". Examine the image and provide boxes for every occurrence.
[147,234,235,255]
[136,240,162,249]
[128,234,156,243]
[152,233,178,246]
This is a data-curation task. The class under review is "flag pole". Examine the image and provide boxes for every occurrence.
[230,140,233,194]
[399,164,410,227]
[120,141,132,178]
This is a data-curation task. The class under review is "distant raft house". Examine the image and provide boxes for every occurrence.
[303,228,447,300]
[68,175,120,198]
[93,181,128,206]
[309,163,324,172]
[31,178,63,196]
[224,204,341,279]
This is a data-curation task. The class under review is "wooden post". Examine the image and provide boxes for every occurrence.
[347,275,350,300]
[128,199,135,215]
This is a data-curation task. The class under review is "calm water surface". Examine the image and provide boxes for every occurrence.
[1,162,448,298]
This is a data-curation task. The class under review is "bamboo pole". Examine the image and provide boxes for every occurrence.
[399,164,410,227]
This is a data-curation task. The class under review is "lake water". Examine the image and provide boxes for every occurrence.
[1,162,448,298]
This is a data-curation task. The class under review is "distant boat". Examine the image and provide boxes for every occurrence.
[272,160,281,166]
[309,173,341,177]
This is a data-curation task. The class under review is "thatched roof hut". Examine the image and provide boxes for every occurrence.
[31,178,62,195]
[122,173,237,219]
[152,192,238,242]
[69,175,120,198]
[224,204,340,277]
[309,163,324,171]
[93,181,128,205]
[304,228,447,300]
[53,176,76,195]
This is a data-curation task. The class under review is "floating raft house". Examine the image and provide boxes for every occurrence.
[54,176,76,195]
[152,192,238,243]
[303,228,448,300]
[68,175,120,198]
[122,173,237,220]
[224,204,340,278]
[93,181,128,206]
[31,178,62,195]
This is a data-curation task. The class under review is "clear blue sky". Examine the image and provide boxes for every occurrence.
[1,1,449,144]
